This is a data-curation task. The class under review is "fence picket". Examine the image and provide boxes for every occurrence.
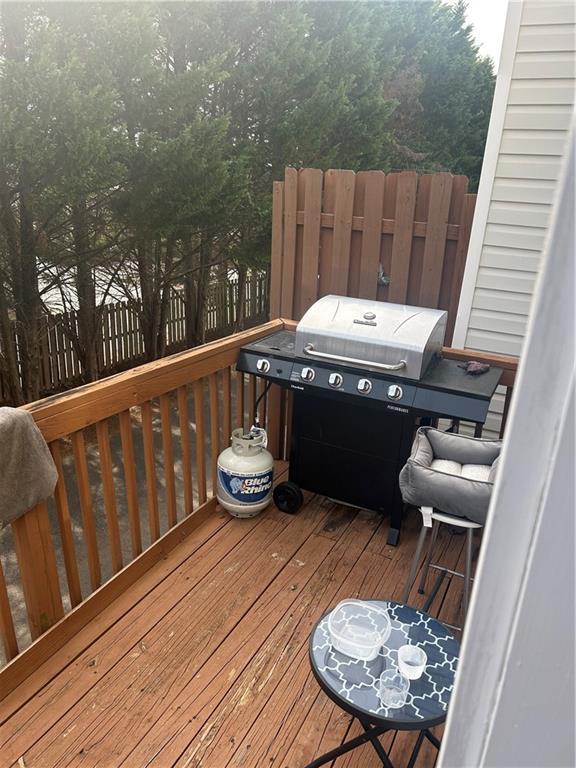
[329,170,356,295]
[101,305,109,368]
[356,171,386,300]
[407,174,432,306]
[419,172,454,307]
[299,168,323,315]
[39,315,51,389]
[109,304,117,367]
[56,320,67,381]
[281,167,298,318]
[48,319,58,386]
[388,172,418,304]
[318,170,337,298]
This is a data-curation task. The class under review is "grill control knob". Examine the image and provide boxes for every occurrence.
[301,366,316,382]
[387,384,403,400]
[328,372,343,388]
[357,378,372,394]
[256,358,271,374]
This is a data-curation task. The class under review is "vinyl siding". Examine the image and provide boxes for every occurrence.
[455,0,574,437]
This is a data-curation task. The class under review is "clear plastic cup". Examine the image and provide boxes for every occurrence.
[379,669,410,709]
[397,644,427,680]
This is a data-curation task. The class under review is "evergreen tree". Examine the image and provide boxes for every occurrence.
[0,1,495,400]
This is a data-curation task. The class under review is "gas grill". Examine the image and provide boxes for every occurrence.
[236,295,502,544]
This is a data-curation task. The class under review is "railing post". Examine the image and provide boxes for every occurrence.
[11,502,64,639]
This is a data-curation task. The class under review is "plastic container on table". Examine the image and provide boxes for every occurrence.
[328,599,392,662]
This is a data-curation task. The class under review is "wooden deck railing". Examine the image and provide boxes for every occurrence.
[0,318,518,695]
[0,320,286,691]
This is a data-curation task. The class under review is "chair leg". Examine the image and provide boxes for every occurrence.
[463,527,474,618]
[418,519,440,594]
[402,523,428,603]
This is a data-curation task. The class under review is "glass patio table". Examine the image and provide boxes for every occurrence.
[305,600,460,768]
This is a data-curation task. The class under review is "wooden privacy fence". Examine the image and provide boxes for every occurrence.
[270,168,476,344]
[0,273,268,403]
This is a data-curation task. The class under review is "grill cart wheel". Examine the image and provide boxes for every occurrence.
[273,481,304,514]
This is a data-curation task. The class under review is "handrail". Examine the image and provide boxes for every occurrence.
[24,319,284,442]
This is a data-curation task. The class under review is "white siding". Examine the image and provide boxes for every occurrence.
[440,127,575,768]
[454,0,575,437]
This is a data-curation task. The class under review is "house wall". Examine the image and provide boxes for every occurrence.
[453,0,575,437]
[440,123,575,768]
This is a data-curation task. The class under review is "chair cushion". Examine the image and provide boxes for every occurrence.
[399,427,502,525]
[431,460,492,483]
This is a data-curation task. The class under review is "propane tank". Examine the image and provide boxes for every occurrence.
[217,427,274,518]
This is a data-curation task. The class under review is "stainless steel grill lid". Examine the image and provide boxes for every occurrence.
[295,295,447,380]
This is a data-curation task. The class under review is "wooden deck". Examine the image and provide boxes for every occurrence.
[0,479,468,768]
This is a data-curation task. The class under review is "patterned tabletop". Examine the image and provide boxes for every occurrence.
[309,600,459,729]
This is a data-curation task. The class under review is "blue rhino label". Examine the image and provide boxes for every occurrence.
[217,465,273,506]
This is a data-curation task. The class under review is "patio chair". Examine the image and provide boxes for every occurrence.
[399,427,502,623]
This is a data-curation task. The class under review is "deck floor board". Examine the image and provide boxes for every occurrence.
[3,494,469,768]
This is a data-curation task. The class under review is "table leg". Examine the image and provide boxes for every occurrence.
[406,728,442,768]
[406,730,426,768]
[359,718,396,767]
[303,721,391,768]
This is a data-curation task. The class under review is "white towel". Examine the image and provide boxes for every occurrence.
[0,407,57,524]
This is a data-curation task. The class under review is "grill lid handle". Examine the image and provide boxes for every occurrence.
[303,343,407,372]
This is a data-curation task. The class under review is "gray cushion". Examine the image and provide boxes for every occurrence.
[398,427,502,525]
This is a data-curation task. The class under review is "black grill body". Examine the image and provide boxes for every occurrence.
[236,330,502,544]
